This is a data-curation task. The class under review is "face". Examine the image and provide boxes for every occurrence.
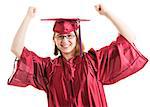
[54,32,77,55]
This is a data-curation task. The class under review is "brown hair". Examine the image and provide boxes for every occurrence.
[53,31,85,56]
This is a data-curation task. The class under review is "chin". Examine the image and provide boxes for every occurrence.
[61,48,75,54]
[61,49,72,54]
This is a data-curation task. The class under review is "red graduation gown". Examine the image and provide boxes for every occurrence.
[8,34,148,107]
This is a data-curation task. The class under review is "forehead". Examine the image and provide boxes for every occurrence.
[55,31,75,36]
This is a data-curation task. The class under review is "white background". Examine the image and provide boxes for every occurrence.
[0,0,150,107]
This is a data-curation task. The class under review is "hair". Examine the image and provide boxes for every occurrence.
[53,30,85,56]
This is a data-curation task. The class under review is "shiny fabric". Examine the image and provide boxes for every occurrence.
[8,34,148,107]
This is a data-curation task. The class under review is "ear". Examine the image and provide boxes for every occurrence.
[53,32,56,42]
[74,30,79,36]
[53,39,56,43]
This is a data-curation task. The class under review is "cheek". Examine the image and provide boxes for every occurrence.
[71,39,77,47]
[54,39,60,46]
[74,38,78,45]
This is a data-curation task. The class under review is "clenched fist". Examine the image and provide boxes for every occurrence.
[26,6,36,18]
[95,4,109,16]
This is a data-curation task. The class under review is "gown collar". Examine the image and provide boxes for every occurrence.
[60,54,83,65]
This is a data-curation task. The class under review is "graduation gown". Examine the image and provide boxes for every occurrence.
[8,34,148,107]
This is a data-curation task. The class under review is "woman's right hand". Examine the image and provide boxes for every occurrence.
[26,6,36,18]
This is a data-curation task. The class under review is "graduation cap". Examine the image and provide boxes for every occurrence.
[41,18,90,56]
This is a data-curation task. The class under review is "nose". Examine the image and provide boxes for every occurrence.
[62,36,68,42]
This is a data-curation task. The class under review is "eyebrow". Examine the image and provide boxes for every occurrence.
[56,33,74,36]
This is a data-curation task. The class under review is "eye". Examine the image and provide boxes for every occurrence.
[55,35,63,39]
[67,35,72,38]
[58,36,63,39]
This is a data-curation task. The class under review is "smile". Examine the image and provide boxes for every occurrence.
[61,44,71,48]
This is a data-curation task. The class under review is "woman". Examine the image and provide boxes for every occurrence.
[8,4,148,107]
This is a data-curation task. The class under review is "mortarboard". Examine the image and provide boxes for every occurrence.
[41,18,90,56]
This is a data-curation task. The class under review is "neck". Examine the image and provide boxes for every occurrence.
[61,50,76,61]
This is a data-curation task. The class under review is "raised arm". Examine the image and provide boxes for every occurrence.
[95,4,136,43]
[11,7,36,58]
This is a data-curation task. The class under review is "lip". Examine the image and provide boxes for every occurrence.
[61,44,70,48]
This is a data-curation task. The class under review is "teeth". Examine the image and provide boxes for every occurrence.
[61,45,70,48]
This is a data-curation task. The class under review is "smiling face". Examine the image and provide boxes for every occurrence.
[53,31,77,55]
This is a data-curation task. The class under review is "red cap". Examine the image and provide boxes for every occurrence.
[41,18,90,34]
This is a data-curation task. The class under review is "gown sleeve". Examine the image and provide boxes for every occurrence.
[88,34,148,85]
[8,47,52,92]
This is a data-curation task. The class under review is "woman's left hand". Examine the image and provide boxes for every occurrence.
[94,3,109,16]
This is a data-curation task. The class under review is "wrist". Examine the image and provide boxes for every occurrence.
[104,10,111,18]
[24,14,33,22]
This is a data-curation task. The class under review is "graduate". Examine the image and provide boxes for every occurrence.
[8,3,148,107]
